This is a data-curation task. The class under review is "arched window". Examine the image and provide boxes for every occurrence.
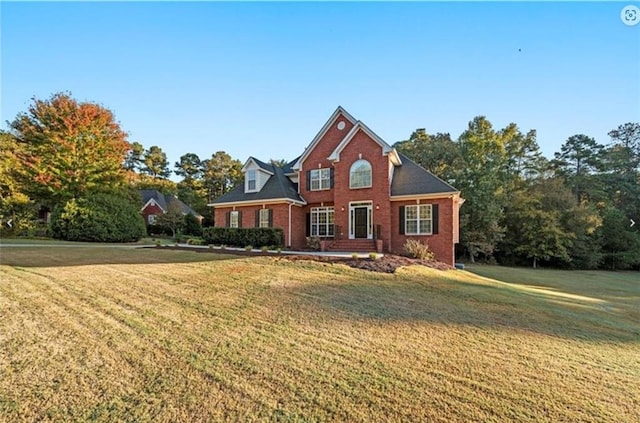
[350,159,372,189]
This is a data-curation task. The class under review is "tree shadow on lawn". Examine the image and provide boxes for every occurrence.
[0,246,245,268]
[280,270,640,343]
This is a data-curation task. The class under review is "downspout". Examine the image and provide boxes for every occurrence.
[288,202,292,248]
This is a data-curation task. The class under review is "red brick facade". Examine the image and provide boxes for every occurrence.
[210,108,461,265]
[141,203,164,225]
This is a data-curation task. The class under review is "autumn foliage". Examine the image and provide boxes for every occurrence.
[9,92,130,207]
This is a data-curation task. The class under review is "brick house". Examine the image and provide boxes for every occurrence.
[208,107,463,265]
[140,190,203,226]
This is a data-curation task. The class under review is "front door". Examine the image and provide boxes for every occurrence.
[354,207,368,238]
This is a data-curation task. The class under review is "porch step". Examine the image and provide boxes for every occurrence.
[327,239,377,252]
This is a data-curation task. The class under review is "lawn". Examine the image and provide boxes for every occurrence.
[1,247,638,422]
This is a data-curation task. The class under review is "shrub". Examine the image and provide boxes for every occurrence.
[245,245,253,252]
[51,193,146,242]
[186,238,204,245]
[403,239,435,261]
[306,236,321,251]
[369,252,379,260]
[183,214,202,236]
[202,227,284,248]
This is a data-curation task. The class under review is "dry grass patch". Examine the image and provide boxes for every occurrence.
[1,247,638,422]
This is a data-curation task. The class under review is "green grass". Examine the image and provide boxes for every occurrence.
[1,247,638,422]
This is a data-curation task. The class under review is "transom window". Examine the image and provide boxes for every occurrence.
[247,169,257,191]
[310,207,334,237]
[350,159,372,189]
[405,205,432,235]
[230,211,239,228]
[310,168,331,191]
[259,209,270,228]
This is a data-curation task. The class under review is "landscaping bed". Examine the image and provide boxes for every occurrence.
[153,245,452,273]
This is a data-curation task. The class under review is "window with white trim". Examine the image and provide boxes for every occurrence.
[230,211,239,228]
[405,205,432,235]
[247,169,257,191]
[350,159,372,189]
[259,209,270,228]
[148,214,157,225]
[310,168,331,191]
[310,207,334,237]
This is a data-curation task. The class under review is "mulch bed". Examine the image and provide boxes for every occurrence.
[152,245,452,273]
[282,254,452,273]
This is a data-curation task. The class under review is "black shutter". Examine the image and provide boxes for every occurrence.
[330,168,335,188]
[255,210,260,227]
[306,170,311,191]
[268,209,273,227]
[238,211,242,228]
[306,213,311,237]
[399,206,405,235]
[226,211,231,228]
[432,204,439,234]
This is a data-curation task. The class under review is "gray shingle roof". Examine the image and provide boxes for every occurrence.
[391,153,458,196]
[209,165,303,205]
[140,190,202,218]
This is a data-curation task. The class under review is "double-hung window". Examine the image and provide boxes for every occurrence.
[310,168,331,191]
[310,207,334,237]
[247,169,257,191]
[259,209,270,228]
[229,211,239,228]
[405,205,432,235]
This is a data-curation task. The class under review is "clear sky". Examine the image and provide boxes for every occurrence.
[2,1,639,178]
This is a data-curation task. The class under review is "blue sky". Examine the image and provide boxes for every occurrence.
[2,1,638,178]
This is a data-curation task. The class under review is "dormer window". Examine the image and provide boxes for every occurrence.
[247,169,257,192]
[350,159,372,189]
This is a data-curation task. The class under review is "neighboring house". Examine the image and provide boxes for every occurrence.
[208,107,463,265]
[140,190,203,226]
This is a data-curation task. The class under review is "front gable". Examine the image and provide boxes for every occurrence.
[141,197,166,214]
[292,106,357,172]
[327,122,401,166]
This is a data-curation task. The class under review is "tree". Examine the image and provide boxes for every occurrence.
[124,141,144,172]
[203,151,243,201]
[602,123,640,225]
[8,92,130,207]
[552,134,604,202]
[508,191,572,268]
[501,178,600,268]
[394,129,462,183]
[173,152,209,218]
[269,158,288,168]
[130,174,178,196]
[607,122,640,174]
[597,206,640,270]
[456,116,509,262]
[142,145,171,179]
[174,153,203,181]
[0,130,36,236]
[156,200,184,239]
[501,125,546,184]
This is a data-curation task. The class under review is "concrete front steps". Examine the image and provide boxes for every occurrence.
[326,239,378,253]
